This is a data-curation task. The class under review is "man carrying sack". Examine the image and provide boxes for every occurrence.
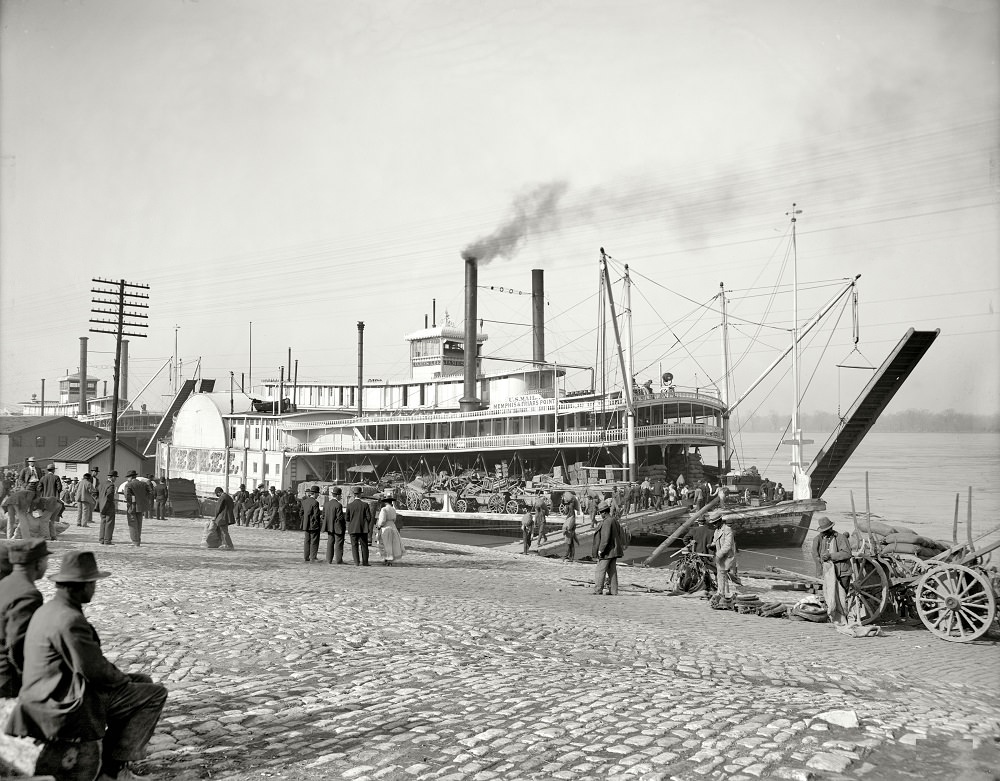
[5,550,168,781]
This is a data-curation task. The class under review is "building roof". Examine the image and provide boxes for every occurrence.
[58,373,100,382]
[0,416,97,435]
[404,325,488,343]
[48,436,145,463]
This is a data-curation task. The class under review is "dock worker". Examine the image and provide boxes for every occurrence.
[709,512,740,599]
[592,500,626,596]
[812,516,852,625]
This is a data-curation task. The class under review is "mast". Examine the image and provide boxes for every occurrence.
[624,264,636,480]
[720,281,731,472]
[786,204,811,500]
[600,249,636,482]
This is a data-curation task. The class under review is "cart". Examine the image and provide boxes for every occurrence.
[845,536,999,643]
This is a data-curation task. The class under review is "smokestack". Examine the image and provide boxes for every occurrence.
[41,379,45,417]
[532,269,545,364]
[121,339,129,401]
[432,299,437,328]
[460,256,481,412]
[79,337,88,415]
[357,321,365,417]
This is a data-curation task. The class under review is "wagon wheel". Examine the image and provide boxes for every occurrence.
[488,494,505,513]
[559,502,569,516]
[845,556,890,626]
[505,499,520,515]
[455,499,468,513]
[406,490,421,510]
[419,498,433,512]
[915,563,997,643]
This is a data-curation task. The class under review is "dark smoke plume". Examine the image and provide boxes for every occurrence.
[461,181,568,264]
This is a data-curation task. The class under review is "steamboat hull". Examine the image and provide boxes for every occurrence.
[397,498,823,548]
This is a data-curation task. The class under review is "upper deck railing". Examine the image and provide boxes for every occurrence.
[289,422,723,453]
[280,386,723,431]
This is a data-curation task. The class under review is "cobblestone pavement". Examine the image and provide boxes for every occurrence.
[5,517,998,781]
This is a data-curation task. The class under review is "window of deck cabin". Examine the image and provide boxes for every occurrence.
[538,414,553,433]
[402,385,408,407]
[652,405,663,425]
[419,384,426,406]
[509,417,522,435]
[386,424,399,441]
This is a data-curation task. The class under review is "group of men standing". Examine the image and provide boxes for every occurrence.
[0,540,166,780]
[298,485,376,565]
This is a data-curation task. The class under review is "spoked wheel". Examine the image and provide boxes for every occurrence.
[419,498,433,512]
[915,564,997,643]
[665,559,705,594]
[406,491,421,510]
[455,499,468,513]
[505,500,520,515]
[846,556,890,625]
[488,494,505,513]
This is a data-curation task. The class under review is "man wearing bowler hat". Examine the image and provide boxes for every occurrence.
[322,486,346,564]
[6,551,168,781]
[345,486,373,566]
[123,470,151,547]
[592,500,625,596]
[299,486,322,563]
[0,540,48,698]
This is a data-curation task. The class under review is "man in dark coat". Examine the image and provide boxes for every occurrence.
[97,471,119,546]
[0,540,48,698]
[5,550,167,781]
[592,501,626,596]
[17,459,42,491]
[38,466,61,500]
[122,471,151,547]
[210,487,236,551]
[322,486,346,564]
[232,484,248,526]
[151,478,168,521]
[300,486,322,562]
[345,486,372,566]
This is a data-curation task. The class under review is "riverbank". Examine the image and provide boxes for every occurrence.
[1,517,997,780]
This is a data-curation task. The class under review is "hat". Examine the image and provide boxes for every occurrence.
[353,486,363,495]
[108,471,118,478]
[49,551,111,583]
[46,464,56,471]
[9,539,50,565]
[816,516,834,533]
[598,499,612,514]
[331,487,342,496]
[380,495,394,504]
[125,470,138,478]
[27,457,35,462]
[309,485,320,494]
[707,510,725,524]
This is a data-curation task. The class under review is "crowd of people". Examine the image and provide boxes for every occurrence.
[204,484,405,567]
[0,458,167,548]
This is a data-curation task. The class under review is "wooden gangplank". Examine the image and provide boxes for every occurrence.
[807,328,939,498]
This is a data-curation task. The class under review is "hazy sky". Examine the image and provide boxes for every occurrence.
[2,0,998,428]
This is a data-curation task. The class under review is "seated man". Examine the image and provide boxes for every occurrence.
[5,550,168,781]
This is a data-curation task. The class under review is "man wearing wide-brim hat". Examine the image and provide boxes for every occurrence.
[5,551,167,781]
[591,500,626,596]
[708,511,740,598]
[811,516,852,625]
[0,540,49,697]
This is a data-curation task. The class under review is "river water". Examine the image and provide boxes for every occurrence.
[401,432,1000,576]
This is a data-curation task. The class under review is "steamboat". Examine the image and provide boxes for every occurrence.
[156,223,937,548]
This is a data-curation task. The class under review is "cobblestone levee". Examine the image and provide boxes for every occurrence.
[2,518,997,781]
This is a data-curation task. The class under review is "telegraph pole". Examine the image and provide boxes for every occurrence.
[90,278,149,474]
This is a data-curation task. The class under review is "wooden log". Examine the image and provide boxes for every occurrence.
[952,492,960,544]
[640,496,720,567]
[966,486,975,552]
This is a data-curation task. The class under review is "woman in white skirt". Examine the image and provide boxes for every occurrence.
[376,495,405,566]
